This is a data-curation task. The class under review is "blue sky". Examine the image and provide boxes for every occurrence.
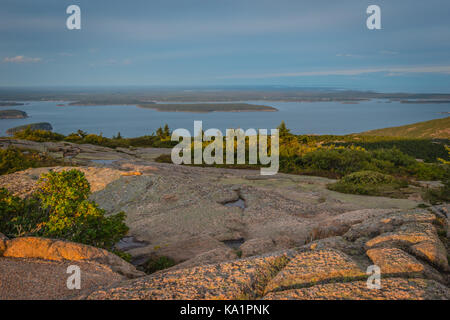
[1,0,450,92]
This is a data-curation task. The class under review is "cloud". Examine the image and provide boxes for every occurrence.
[89,58,133,67]
[380,50,399,55]
[218,66,450,79]
[336,54,361,58]
[2,55,42,63]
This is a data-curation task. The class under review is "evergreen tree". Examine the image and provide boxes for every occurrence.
[277,121,291,138]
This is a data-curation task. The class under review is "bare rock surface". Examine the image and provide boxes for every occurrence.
[263,278,450,300]
[2,237,144,278]
[264,249,365,293]
[0,257,125,300]
[83,251,293,300]
[367,248,425,275]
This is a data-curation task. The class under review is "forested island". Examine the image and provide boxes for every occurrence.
[138,103,277,113]
[0,102,24,107]
[0,110,28,119]
[6,122,52,135]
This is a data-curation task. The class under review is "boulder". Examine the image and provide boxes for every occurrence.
[264,249,365,294]
[165,247,238,271]
[127,235,232,264]
[344,211,436,241]
[3,237,145,278]
[410,241,448,271]
[0,257,126,300]
[83,251,293,300]
[303,236,365,257]
[365,223,437,249]
[263,278,450,300]
[240,238,277,258]
[366,247,424,275]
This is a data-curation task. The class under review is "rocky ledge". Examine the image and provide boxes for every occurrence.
[80,208,450,300]
[0,234,144,300]
[0,139,448,299]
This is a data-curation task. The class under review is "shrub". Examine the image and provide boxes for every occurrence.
[0,188,47,237]
[295,148,371,177]
[0,169,128,251]
[36,169,129,249]
[327,170,408,197]
[13,127,65,142]
[143,256,176,274]
[0,147,63,175]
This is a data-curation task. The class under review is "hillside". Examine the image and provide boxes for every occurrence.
[360,117,450,139]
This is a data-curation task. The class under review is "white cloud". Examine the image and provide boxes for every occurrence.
[336,53,361,58]
[3,55,42,63]
[380,50,399,55]
[218,66,450,79]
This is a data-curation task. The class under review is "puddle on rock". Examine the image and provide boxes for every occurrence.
[115,236,148,251]
[223,197,246,209]
[222,238,245,249]
[91,159,117,165]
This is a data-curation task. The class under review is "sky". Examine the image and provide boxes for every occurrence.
[1,0,450,92]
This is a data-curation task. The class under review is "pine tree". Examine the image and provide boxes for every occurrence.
[163,124,170,138]
[277,121,291,138]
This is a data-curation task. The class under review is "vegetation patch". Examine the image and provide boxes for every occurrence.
[142,256,176,274]
[0,147,65,175]
[327,171,410,198]
[0,169,128,252]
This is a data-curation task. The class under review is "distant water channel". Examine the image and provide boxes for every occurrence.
[0,100,448,137]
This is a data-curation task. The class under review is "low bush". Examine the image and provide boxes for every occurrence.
[142,256,176,274]
[0,147,63,175]
[327,170,409,197]
[13,127,65,142]
[0,169,128,250]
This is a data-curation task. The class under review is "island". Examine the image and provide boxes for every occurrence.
[138,103,277,113]
[0,102,25,107]
[0,110,28,119]
[6,122,53,135]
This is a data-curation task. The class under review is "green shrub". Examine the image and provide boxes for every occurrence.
[143,256,176,274]
[295,148,371,177]
[36,169,128,249]
[0,147,63,175]
[0,188,47,237]
[424,173,450,204]
[328,170,408,197]
[13,127,65,142]
[0,169,128,250]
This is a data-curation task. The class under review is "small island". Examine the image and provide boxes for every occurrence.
[0,110,28,119]
[0,102,25,107]
[138,103,277,113]
[6,122,53,135]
